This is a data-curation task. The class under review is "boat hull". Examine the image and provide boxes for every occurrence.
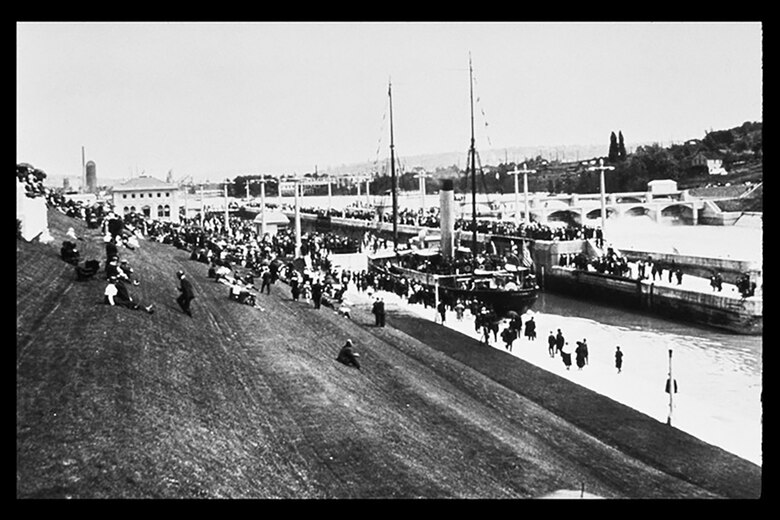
[369,258,539,317]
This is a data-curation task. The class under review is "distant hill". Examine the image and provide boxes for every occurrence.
[321,143,646,176]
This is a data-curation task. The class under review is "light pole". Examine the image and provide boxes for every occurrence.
[506,166,521,225]
[588,158,615,236]
[327,175,332,212]
[259,178,267,238]
[414,171,431,216]
[183,185,188,223]
[199,184,205,228]
[294,179,302,258]
[509,163,537,225]
[223,179,231,235]
[666,349,676,426]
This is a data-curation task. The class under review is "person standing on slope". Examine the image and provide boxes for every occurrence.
[176,270,195,317]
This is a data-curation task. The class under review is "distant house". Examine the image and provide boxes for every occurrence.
[691,152,728,175]
[110,176,181,223]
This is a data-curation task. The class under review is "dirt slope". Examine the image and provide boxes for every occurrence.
[16,209,762,498]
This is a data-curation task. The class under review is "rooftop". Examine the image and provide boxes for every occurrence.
[111,176,178,192]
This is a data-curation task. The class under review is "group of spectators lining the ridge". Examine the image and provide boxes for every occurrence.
[17,164,47,198]
[457,219,604,245]
[292,202,606,245]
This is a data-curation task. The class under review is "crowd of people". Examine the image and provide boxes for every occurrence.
[34,177,759,377]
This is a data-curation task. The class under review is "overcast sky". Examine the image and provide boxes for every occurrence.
[17,21,762,183]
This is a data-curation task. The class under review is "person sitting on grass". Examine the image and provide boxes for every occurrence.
[60,240,80,265]
[75,259,100,281]
[119,259,140,286]
[336,339,361,369]
[104,276,154,314]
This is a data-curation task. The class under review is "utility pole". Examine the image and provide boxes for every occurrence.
[516,163,537,225]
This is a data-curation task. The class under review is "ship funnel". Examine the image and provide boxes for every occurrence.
[440,179,455,259]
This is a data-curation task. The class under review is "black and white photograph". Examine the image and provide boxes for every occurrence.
[16,21,762,499]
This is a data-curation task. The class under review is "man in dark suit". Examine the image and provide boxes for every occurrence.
[311,279,323,309]
[176,270,195,317]
[375,298,386,327]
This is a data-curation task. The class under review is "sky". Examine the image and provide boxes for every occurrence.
[17,21,763,183]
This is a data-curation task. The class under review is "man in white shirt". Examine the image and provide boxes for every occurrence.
[105,277,154,313]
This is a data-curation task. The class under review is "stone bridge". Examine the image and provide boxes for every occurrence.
[492,190,706,225]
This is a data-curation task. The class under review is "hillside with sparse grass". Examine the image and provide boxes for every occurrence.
[16,208,762,499]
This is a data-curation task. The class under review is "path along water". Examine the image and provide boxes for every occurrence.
[341,215,762,465]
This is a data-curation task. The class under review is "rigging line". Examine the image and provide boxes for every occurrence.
[472,70,493,148]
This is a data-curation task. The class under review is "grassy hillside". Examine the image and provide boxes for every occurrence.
[16,209,762,498]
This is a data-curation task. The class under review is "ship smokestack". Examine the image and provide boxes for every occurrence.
[440,179,455,259]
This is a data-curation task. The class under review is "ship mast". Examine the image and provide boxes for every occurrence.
[469,55,478,260]
[389,79,398,251]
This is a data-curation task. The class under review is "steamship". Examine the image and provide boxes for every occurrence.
[367,61,539,318]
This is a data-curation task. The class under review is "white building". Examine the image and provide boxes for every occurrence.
[110,176,181,223]
[647,179,678,196]
[252,211,290,236]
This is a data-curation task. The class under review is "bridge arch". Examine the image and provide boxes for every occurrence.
[585,207,618,220]
[623,205,653,218]
[660,203,696,223]
[547,209,582,226]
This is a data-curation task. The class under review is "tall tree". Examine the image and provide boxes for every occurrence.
[618,131,627,161]
[608,131,619,163]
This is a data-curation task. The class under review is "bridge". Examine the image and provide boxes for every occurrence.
[480,190,707,225]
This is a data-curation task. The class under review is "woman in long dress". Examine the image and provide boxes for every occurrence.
[561,342,572,370]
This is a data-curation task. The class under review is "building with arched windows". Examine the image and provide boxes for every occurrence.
[110,176,181,223]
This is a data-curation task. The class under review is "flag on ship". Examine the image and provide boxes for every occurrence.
[520,240,534,269]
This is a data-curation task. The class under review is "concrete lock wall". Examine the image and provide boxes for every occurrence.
[543,265,762,335]
[617,248,760,285]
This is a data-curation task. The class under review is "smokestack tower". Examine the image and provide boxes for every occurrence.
[439,179,455,259]
[86,161,97,193]
[81,146,86,193]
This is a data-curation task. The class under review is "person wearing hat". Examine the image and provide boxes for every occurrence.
[105,276,154,313]
[119,259,140,286]
[176,270,195,317]
[336,339,361,369]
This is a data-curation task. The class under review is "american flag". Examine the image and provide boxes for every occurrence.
[521,240,534,268]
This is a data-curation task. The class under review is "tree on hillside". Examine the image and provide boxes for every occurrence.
[618,131,627,161]
[608,132,619,163]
